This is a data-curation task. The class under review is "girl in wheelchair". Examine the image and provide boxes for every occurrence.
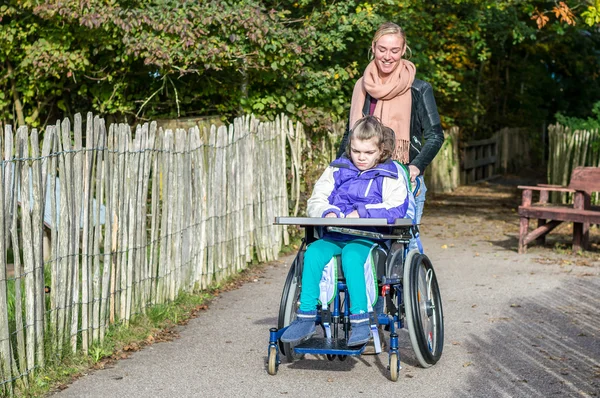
[280,115,416,347]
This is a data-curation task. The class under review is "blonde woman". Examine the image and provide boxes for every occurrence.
[340,22,444,226]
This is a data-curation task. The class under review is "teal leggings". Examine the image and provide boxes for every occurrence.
[299,238,373,315]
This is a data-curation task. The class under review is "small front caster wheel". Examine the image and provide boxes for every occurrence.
[268,346,278,375]
[389,352,399,382]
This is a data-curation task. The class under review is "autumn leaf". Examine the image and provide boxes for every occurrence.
[553,2,576,26]
[531,9,550,29]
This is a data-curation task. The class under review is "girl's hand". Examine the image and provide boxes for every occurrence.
[408,165,420,183]
[346,210,359,218]
[325,212,338,218]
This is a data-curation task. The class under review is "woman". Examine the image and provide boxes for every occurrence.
[338,22,444,226]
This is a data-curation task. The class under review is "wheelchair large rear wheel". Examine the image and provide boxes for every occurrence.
[277,253,305,362]
[403,250,444,368]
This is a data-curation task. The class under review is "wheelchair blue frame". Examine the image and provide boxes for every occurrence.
[267,217,444,381]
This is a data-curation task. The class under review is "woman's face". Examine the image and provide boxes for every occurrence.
[350,137,382,171]
[372,34,405,79]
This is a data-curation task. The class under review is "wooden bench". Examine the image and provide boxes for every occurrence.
[518,167,600,253]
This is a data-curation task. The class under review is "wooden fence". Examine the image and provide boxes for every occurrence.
[461,136,497,184]
[426,127,460,193]
[547,124,600,204]
[495,127,533,174]
[459,127,534,185]
[0,113,303,393]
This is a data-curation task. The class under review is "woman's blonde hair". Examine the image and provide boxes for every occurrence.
[345,116,395,163]
[369,22,412,60]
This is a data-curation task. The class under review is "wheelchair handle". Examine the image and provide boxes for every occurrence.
[412,176,421,197]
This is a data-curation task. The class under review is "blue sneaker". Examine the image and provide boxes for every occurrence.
[280,310,317,343]
[348,313,371,347]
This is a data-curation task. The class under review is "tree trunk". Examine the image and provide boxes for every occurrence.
[7,62,25,127]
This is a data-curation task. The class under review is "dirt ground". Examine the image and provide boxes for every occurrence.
[424,175,600,266]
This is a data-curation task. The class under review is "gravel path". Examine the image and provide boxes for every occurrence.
[52,181,600,398]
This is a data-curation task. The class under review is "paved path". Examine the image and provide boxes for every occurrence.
[53,184,600,398]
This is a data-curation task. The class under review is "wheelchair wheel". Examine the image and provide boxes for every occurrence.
[277,253,305,362]
[403,250,444,368]
[389,352,399,382]
[267,346,278,375]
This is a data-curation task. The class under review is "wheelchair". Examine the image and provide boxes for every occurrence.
[267,217,444,381]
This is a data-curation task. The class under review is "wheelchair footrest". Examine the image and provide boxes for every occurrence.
[294,337,366,356]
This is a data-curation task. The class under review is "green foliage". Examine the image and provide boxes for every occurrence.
[1,0,599,139]
[582,2,600,26]
[555,101,600,130]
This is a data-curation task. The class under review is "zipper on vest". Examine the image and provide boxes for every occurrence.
[364,179,374,197]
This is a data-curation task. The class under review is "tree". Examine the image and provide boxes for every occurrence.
[1,0,599,139]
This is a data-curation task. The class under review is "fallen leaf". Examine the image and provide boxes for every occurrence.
[463,361,473,367]
[489,317,512,323]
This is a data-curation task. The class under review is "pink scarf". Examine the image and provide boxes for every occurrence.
[349,59,416,163]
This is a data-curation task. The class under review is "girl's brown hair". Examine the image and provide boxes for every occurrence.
[345,116,395,163]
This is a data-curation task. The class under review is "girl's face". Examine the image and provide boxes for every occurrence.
[372,34,405,79]
[350,137,382,171]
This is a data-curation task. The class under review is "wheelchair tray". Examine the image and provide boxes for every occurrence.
[274,217,413,226]
[274,217,414,241]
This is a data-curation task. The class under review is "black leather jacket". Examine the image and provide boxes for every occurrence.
[337,79,444,175]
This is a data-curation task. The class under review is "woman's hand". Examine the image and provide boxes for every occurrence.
[408,165,420,183]
[325,212,338,218]
[346,210,359,218]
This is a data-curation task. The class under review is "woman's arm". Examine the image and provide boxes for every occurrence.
[411,82,444,173]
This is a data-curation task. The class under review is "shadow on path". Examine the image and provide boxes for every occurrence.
[451,277,600,397]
